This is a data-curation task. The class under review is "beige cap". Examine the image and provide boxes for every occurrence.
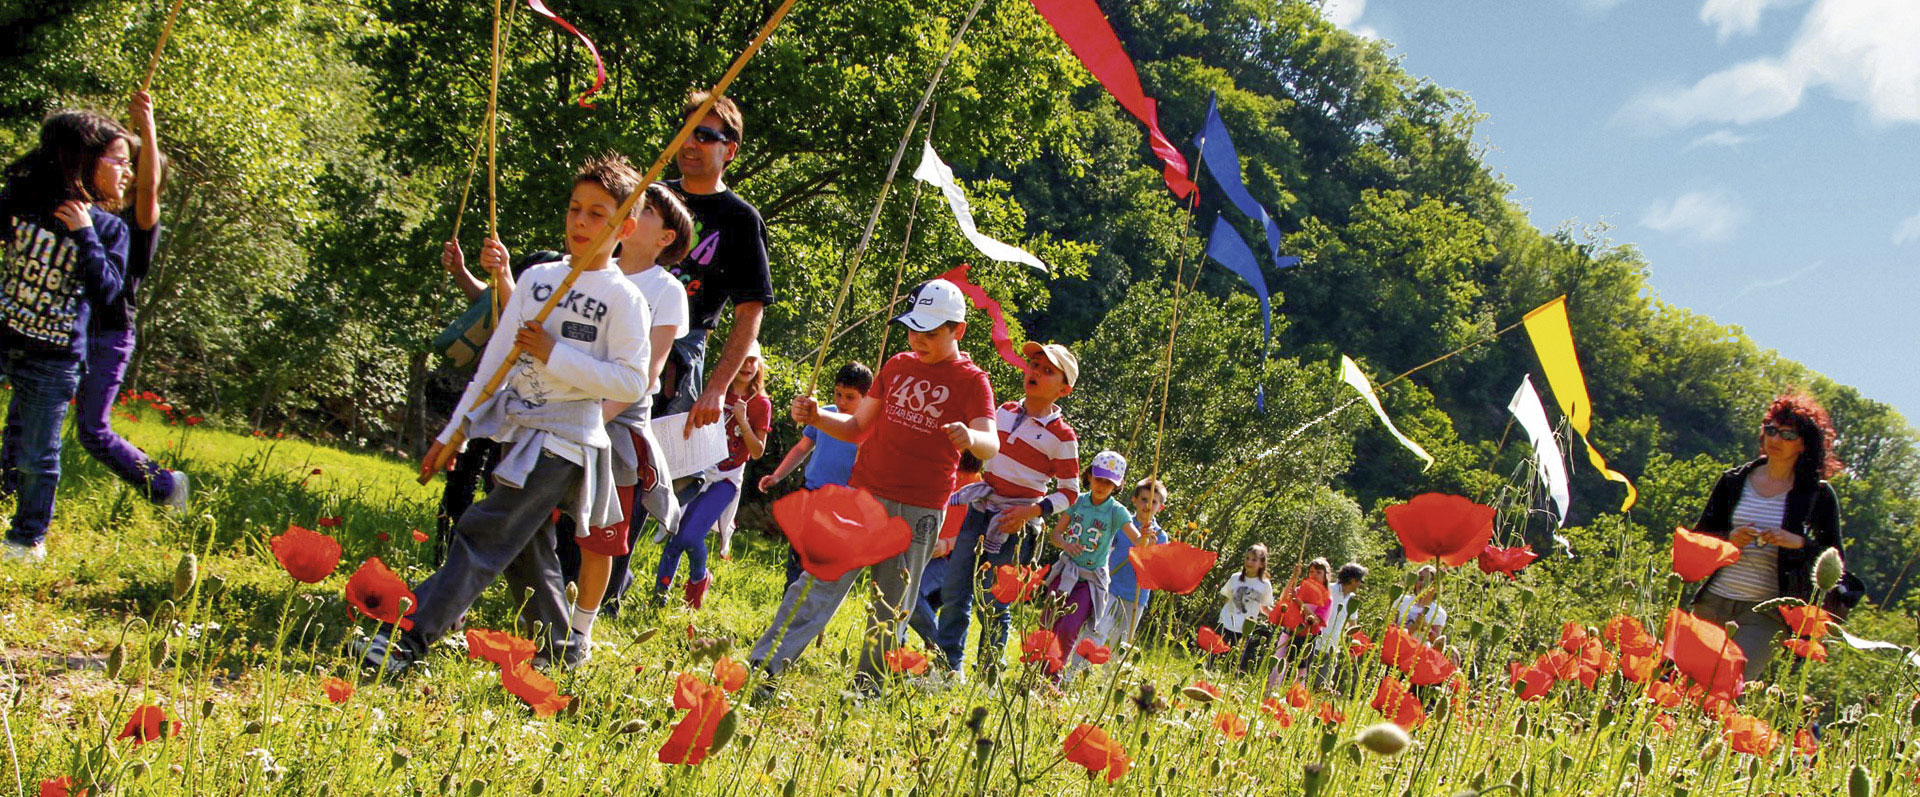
[1020,341,1079,387]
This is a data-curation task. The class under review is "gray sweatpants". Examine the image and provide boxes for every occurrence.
[749,497,942,685]
[1691,591,1791,680]
[404,452,578,656]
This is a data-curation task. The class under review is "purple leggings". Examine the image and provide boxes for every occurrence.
[1050,582,1095,652]
[654,477,737,588]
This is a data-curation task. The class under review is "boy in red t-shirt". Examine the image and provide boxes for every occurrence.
[747,278,998,695]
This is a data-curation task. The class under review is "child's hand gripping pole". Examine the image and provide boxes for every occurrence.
[418,0,802,484]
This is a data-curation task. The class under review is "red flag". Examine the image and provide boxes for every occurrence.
[527,0,607,108]
[937,264,1025,371]
[1028,0,1196,199]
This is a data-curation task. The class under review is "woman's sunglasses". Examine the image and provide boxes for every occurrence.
[689,127,733,145]
[1762,423,1802,442]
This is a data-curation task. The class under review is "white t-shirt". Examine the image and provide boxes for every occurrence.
[1390,594,1448,634]
[1315,582,1358,653]
[624,264,689,394]
[1217,572,1275,634]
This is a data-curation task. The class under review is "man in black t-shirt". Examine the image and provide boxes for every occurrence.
[656,92,775,428]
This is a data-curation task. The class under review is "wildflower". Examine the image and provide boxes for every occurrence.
[1292,578,1330,607]
[344,557,417,630]
[185,416,204,426]
[1651,713,1676,733]
[1371,676,1426,729]
[989,564,1048,604]
[500,663,571,718]
[1383,493,1496,566]
[116,705,177,744]
[1314,701,1345,725]
[1793,727,1818,758]
[1661,609,1745,700]
[38,776,84,797]
[321,676,354,704]
[1259,697,1294,726]
[1020,630,1064,674]
[1778,605,1832,638]
[1380,625,1421,671]
[1407,646,1458,687]
[1670,528,1741,583]
[1347,629,1373,658]
[1619,650,1661,683]
[410,529,429,543]
[1723,715,1780,756]
[1195,626,1231,655]
[1127,540,1219,594]
[1267,598,1323,635]
[1476,545,1539,579]
[884,648,930,675]
[1781,638,1829,662]
[771,486,913,581]
[1508,661,1555,701]
[1644,680,1683,708]
[1286,682,1311,709]
[270,525,341,584]
[1603,614,1659,656]
[1074,639,1110,665]
[466,629,537,670]
[713,656,749,692]
[660,673,729,765]
[1062,724,1129,783]
[317,516,343,528]
[1214,711,1248,739]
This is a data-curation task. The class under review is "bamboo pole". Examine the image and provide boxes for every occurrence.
[141,0,189,93]
[420,0,802,483]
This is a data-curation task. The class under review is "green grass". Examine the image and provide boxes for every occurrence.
[2,403,1916,795]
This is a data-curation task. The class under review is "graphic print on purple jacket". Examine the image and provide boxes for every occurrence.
[0,201,127,358]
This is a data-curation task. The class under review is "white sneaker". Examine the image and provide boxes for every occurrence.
[162,471,190,512]
[1,541,46,563]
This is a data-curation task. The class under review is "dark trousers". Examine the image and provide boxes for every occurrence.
[0,350,81,547]
[74,328,175,501]
[435,439,502,565]
[932,508,1040,672]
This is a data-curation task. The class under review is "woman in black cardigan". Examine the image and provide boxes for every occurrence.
[1687,392,1843,680]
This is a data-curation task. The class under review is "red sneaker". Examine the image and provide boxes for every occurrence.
[684,575,713,609]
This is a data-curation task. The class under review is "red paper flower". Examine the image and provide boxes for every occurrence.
[1662,609,1746,700]
[1021,630,1064,673]
[344,557,417,630]
[1558,622,1590,652]
[772,486,914,581]
[466,629,537,670]
[1620,650,1661,684]
[713,656,749,692]
[660,673,730,765]
[1476,545,1538,579]
[1778,605,1832,638]
[1260,697,1294,726]
[1603,615,1660,656]
[1652,713,1676,733]
[990,564,1049,604]
[501,662,571,718]
[1348,630,1374,658]
[1062,724,1129,783]
[1371,676,1427,728]
[1074,639,1111,664]
[115,705,177,744]
[1670,528,1741,583]
[269,525,341,584]
[1195,626,1231,655]
[1127,541,1219,594]
[1383,493,1496,566]
[885,648,930,675]
[321,676,354,704]
[1188,680,1222,700]
[1723,714,1780,756]
[1214,711,1248,739]
[410,528,429,543]
[1782,637,1829,662]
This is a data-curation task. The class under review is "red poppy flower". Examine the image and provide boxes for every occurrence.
[660,674,730,765]
[1380,625,1422,671]
[1558,622,1590,653]
[1603,615,1660,657]
[1021,629,1064,673]
[269,524,341,584]
[1260,697,1294,726]
[1195,626,1231,655]
[1670,528,1741,583]
[500,662,571,718]
[1620,650,1661,684]
[38,776,86,797]
[1286,682,1311,709]
[1408,646,1458,687]
[466,629,537,670]
[185,416,204,426]
[1371,676,1427,728]
[321,676,354,704]
[1662,609,1745,700]
[1293,578,1331,607]
[1651,713,1676,733]
[1778,605,1832,639]
[115,705,177,744]
[884,648,930,675]
[1188,680,1222,700]
[376,532,390,543]
[317,516,343,528]
[1127,541,1219,594]
[1062,724,1129,783]
[1508,661,1555,701]
[1214,711,1248,739]
[1782,638,1829,662]
[1723,715,1780,756]
[1074,639,1111,665]
[1644,680,1683,708]
[1383,493,1496,566]
[1539,649,1581,680]
[1267,598,1306,630]
[1477,545,1539,579]
[1314,701,1345,725]
[772,486,914,581]
[344,557,417,630]
[712,656,749,692]
[1793,727,1818,757]
[410,528,429,543]
[1348,629,1374,658]
[990,564,1049,604]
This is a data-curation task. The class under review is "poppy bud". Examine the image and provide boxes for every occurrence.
[1301,762,1328,797]
[710,709,739,753]
[467,779,488,797]
[551,740,565,756]
[201,698,215,718]
[1724,621,1741,637]
[244,720,264,734]
[129,761,148,777]
[1666,572,1684,594]
[1180,685,1217,703]
[566,582,579,606]
[634,627,660,645]
[106,643,126,679]
[1815,548,1844,596]
[149,640,170,668]
[617,719,644,734]
[965,706,988,733]
[390,747,411,769]
[172,553,198,599]
[1848,763,1872,797]
[782,777,798,797]
[1319,730,1338,755]
[1637,743,1653,776]
[1356,723,1410,756]
[530,778,544,795]
[1910,697,1920,728]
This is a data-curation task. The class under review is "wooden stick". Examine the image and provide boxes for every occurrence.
[448,122,489,245]
[141,0,189,93]
[486,0,506,325]
[1149,195,1201,481]
[421,0,801,483]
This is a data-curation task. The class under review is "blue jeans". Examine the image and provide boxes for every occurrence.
[655,477,736,589]
[0,351,81,547]
[932,507,1039,672]
[907,553,950,649]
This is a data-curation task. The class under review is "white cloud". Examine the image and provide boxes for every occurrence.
[1624,0,1920,130]
[1699,0,1800,40]
[1322,0,1365,29]
[1640,190,1745,242]
[1729,261,1820,303]
[1685,129,1757,149]
[1894,210,1920,245]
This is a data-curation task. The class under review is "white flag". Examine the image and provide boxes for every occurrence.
[912,142,1048,271]
[1508,375,1572,526]
[1339,355,1432,471]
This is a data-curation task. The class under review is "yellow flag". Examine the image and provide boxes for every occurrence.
[1522,296,1637,512]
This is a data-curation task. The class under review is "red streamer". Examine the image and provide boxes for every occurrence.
[527,0,607,108]
[937,264,1026,372]
[1028,0,1196,199]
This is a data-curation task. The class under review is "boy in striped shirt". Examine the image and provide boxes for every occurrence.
[931,341,1081,681]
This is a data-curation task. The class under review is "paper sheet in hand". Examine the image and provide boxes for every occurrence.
[651,412,728,479]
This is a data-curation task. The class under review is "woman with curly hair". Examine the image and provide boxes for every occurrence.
[1687,391,1844,679]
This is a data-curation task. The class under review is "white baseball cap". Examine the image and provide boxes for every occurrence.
[895,279,968,332]
[1089,450,1127,484]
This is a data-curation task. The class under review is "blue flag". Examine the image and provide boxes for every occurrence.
[1195,94,1294,272]
[1207,214,1277,410]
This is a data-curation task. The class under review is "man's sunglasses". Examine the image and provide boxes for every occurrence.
[689,127,733,145]
[1762,423,1802,442]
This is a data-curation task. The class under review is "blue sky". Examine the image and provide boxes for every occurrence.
[1322,0,1920,424]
